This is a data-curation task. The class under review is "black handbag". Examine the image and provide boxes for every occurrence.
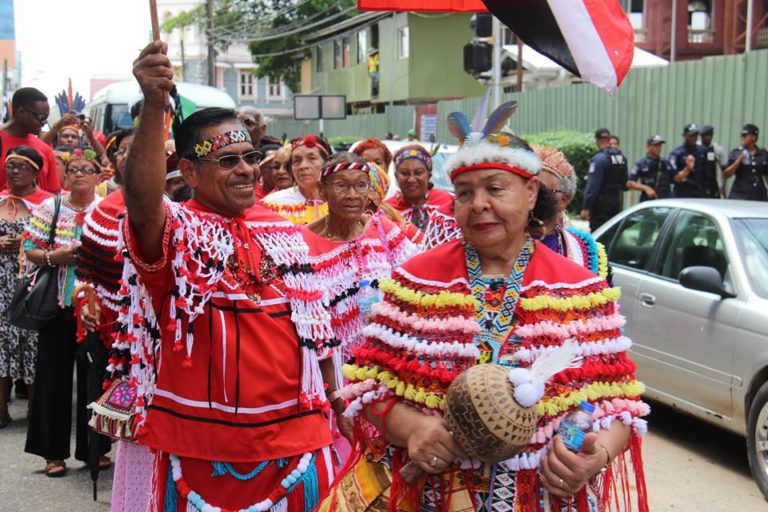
[7,195,62,330]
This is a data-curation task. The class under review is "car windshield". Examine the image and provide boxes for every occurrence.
[733,218,768,299]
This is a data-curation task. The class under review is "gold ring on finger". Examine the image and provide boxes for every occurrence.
[429,455,440,468]
[558,477,565,488]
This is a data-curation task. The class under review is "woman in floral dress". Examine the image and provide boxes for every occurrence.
[0,146,53,427]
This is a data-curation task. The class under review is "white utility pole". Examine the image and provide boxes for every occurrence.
[670,0,677,62]
[746,0,754,51]
[492,16,502,109]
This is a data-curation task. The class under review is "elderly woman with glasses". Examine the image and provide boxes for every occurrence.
[264,135,331,224]
[530,146,610,281]
[0,146,53,428]
[321,130,648,512]
[23,147,110,478]
[305,152,418,467]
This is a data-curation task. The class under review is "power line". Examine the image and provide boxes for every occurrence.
[211,3,343,40]
[216,5,356,44]
[209,0,338,33]
[248,12,387,58]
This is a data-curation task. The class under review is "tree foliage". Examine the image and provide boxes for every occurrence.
[164,0,356,93]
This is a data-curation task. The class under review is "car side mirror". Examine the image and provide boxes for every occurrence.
[679,266,735,298]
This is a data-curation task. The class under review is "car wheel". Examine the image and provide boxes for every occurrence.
[747,381,768,499]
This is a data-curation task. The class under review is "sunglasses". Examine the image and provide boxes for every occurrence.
[198,150,263,170]
[28,111,49,123]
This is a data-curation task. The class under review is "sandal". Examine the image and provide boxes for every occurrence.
[45,460,67,477]
[98,455,112,470]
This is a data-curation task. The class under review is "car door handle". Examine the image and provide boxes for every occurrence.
[640,293,656,307]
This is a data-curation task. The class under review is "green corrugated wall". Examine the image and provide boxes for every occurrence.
[269,49,768,168]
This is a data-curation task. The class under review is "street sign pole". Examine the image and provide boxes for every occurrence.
[492,16,502,109]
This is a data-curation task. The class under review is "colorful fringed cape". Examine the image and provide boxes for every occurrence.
[328,239,649,512]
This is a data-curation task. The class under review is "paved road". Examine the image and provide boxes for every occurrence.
[1,395,766,510]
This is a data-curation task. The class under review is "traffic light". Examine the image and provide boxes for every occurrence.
[464,13,493,77]
[470,13,493,38]
[464,42,492,75]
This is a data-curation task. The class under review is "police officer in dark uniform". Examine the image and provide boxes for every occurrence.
[724,124,768,201]
[628,135,675,202]
[668,123,708,198]
[699,125,727,198]
[580,128,628,232]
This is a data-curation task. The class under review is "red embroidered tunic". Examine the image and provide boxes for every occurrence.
[124,199,333,463]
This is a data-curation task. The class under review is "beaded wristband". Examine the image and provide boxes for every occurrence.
[44,251,54,267]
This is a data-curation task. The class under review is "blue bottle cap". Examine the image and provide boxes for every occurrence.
[579,401,595,413]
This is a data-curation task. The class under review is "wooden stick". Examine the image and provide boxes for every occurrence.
[149,0,161,41]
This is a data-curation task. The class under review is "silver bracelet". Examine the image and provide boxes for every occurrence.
[598,444,612,473]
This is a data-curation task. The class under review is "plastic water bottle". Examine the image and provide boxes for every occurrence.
[357,280,380,318]
[556,401,595,452]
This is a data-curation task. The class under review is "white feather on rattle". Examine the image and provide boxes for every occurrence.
[508,340,582,407]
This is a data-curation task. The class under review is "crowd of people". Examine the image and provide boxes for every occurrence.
[580,123,767,231]
[0,42,657,512]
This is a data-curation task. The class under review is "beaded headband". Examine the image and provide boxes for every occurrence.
[5,154,41,171]
[394,148,432,170]
[291,135,330,158]
[321,160,370,180]
[193,130,252,158]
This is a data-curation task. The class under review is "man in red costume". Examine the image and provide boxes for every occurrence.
[120,40,339,511]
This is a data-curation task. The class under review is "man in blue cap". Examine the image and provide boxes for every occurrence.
[581,128,628,231]
[627,134,675,202]
[668,123,707,198]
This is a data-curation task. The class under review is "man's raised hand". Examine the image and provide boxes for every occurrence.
[132,41,174,109]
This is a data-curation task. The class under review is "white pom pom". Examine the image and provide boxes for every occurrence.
[513,382,544,408]
[508,367,531,387]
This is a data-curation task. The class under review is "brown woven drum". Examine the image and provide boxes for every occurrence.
[444,363,540,463]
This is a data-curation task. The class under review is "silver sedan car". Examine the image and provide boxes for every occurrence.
[592,198,768,498]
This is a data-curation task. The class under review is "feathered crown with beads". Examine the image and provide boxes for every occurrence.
[442,99,541,183]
